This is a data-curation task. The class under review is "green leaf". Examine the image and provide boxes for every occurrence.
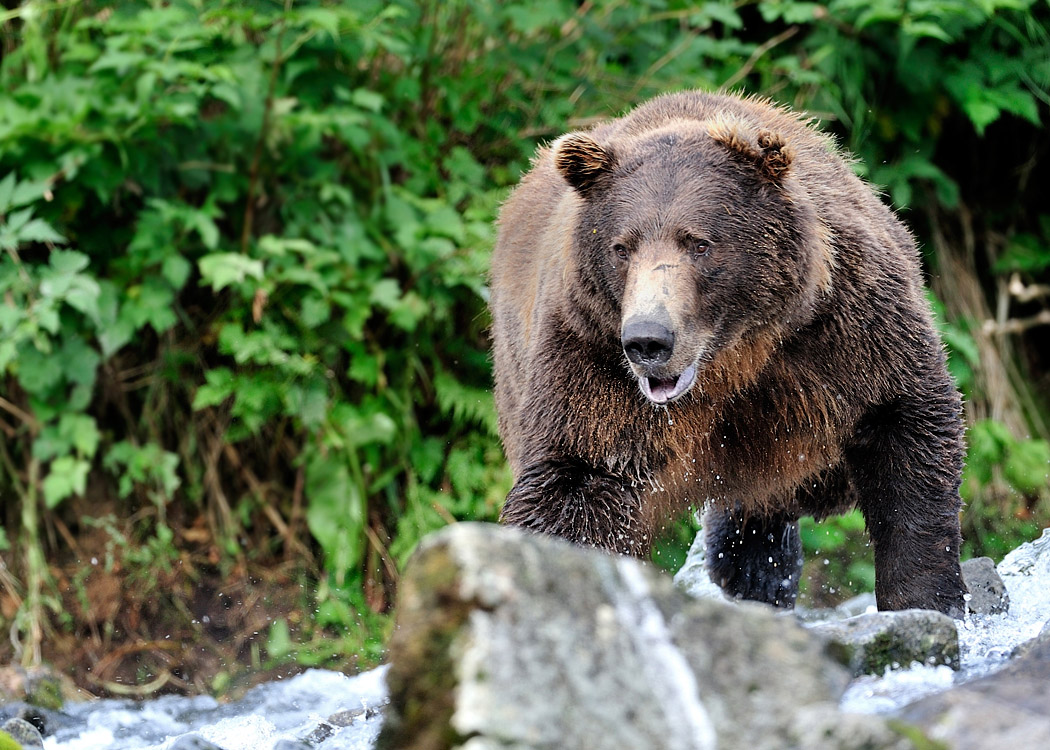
[305,451,365,573]
[267,618,294,659]
[503,0,566,34]
[351,88,384,113]
[61,335,101,388]
[369,278,401,310]
[18,218,66,244]
[345,412,396,448]
[193,367,235,409]
[425,204,465,244]
[124,278,177,333]
[902,20,953,43]
[286,383,329,427]
[32,414,101,461]
[16,344,63,396]
[64,279,102,323]
[994,234,1050,274]
[97,281,136,356]
[103,440,181,499]
[0,173,15,212]
[64,413,101,458]
[89,48,147,73]
[48,250,89,275]
[42,456,90,508]
[162,254,193,290]
[198,253,264,291]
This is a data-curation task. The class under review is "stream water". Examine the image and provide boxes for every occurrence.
[841,526,1050,713]
[43,666,388,750]
[41,527,1050,750]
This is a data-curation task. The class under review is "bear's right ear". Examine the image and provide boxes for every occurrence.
[553,133,616,195]
[708,115,793,182]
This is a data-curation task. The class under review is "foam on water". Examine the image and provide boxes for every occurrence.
[44,666,389,750]
[842,528,1050,714]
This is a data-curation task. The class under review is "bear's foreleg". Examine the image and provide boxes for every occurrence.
[846,393,967,618]
[703,503,803,608]
[500,458,654,556]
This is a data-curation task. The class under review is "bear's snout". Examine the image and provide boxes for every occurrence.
[622,317,675,368]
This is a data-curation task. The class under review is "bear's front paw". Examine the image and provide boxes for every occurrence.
[500,459,652,556]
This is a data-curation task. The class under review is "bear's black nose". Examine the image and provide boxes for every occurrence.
[622,320,675,367]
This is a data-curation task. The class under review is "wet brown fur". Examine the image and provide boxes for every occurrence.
[490,91,966,616]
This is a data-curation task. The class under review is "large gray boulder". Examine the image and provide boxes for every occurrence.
[379,523,932,750]
[895,620,1050,749]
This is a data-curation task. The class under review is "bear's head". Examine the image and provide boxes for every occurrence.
[553,115,831,405]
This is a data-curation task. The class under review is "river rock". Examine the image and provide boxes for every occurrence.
[0,718,44,748]
[895,620,1050,749]
[0,703,69,739]
[833,592,879,618]
[305,705,382,744]
[168,734,228,750]
[960,556,1009,614]
[810,610,960,676]
[379,522,936,750]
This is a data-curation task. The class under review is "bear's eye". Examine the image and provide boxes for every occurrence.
[688,238,712,260]
[613,243,630,261]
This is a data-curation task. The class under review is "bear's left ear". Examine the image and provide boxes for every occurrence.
[553,133,617,195]
[708,116,793,182]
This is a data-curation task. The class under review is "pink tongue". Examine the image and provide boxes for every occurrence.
[649,376,680,402]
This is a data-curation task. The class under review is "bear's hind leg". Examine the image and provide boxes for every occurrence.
[703,504,803,608]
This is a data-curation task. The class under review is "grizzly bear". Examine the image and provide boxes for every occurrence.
[489,90,967,617]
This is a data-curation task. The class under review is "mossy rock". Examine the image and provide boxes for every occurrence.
[811,609,959,676]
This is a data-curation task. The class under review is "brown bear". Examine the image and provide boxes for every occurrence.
[489,90,967,617]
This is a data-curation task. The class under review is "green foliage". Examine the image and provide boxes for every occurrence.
[994,216,1050,277]
[1,0,1048,673]
[651,513,703,574]
[800,511,877,603]
[964,420,1050,498]
[960,419,1049,559]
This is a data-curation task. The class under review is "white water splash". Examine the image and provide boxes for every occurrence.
[44,667,388,750]
[842,528,1050,714]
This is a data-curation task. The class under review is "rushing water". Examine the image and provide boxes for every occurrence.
[41,528,1050,749]
[43,667,388,750]
[841,527,1050,713]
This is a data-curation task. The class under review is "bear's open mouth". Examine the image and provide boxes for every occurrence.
[637,364,698,404]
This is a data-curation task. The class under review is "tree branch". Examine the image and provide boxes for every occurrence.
[1008,272,1050,304]
[983,309,1050,335]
